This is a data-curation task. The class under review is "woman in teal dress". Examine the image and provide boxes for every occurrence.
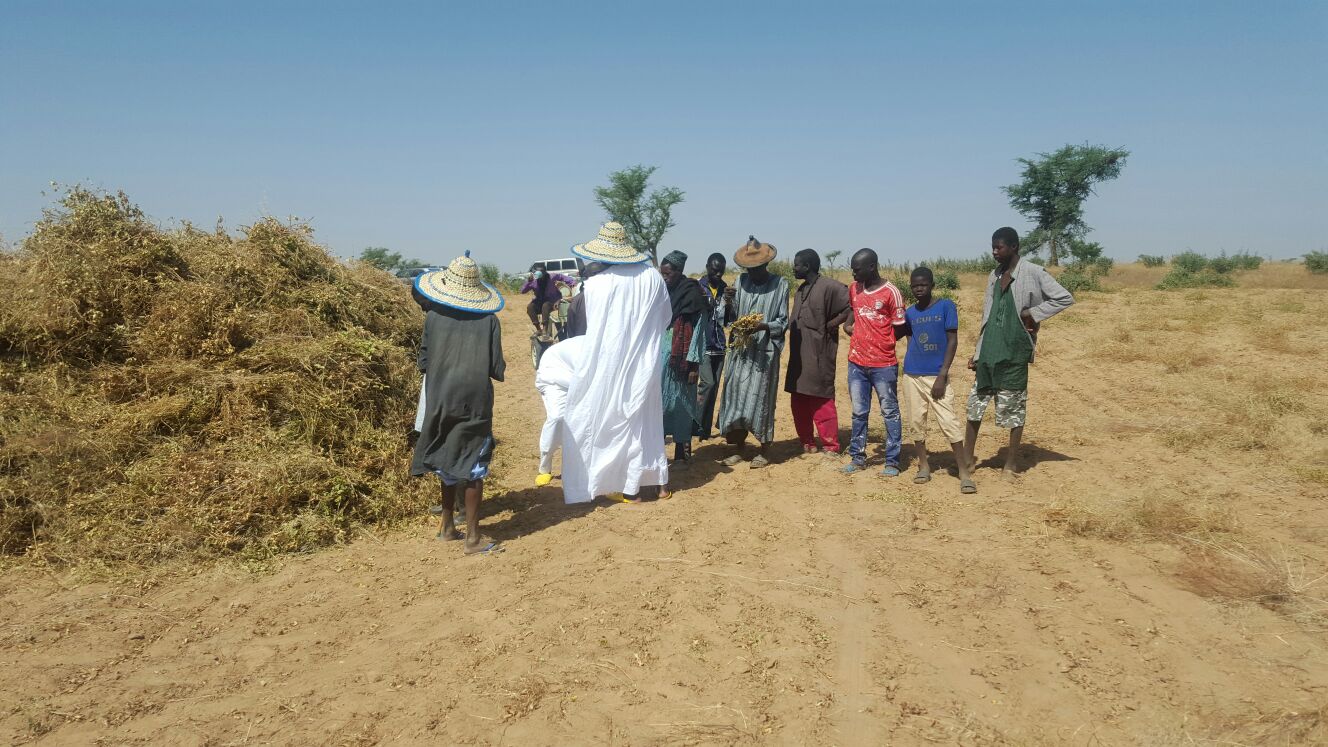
[657,251,706,495]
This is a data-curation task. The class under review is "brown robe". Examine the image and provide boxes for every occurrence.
[784,273,850,399]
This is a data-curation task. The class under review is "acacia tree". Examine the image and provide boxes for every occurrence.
[824,249,844,272]
[593,165,684,265]
[1003,144,1128,266]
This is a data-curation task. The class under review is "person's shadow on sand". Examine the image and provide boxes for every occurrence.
[478,487,595,542]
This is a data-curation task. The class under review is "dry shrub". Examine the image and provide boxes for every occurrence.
[0,188,430,566]
[1210,703,1328,746]
[1046,490,1234,541]
[1177,538,1328,631]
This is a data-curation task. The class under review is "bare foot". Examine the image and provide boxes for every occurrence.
[463,537,502,555]
[436,525,464,541]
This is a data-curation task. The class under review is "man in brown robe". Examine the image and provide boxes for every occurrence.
[784,248,851,454]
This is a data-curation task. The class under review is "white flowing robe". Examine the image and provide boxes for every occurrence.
[560,263,672,503]
[535,336,586,474]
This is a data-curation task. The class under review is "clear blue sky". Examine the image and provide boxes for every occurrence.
[2,0,1324,269]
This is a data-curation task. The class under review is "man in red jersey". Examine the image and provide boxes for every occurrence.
[841,248,907,476]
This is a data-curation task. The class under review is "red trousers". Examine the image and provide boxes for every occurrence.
[790,392,840,452]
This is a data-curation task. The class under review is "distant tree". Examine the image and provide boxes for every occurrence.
[593,165,684,265]
[1305,251,1328,274]
[358,246,424,275]
[1003,144,1128,266]
[824,249,843,272]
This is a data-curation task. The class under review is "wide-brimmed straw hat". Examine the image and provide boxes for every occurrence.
[571,222,649,265]
[414,250,504,314]
[734,235,777,268]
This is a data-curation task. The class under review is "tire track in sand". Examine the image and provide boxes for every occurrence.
[820,500,877,745]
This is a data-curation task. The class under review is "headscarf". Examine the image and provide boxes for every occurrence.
[662,251,705,321]
[661,250,704,374]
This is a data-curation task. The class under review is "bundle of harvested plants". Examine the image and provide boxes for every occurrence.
[0,188,434,567]
[727,312,765,350]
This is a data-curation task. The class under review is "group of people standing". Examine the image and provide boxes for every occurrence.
[409,223,1075,554]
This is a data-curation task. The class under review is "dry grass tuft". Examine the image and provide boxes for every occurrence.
[0,188,430,567]
[1046,490,1235,542]
[1211,702,1328,745]
[1177,538,1328,630]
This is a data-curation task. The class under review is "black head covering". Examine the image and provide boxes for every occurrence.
[663,252,705,320]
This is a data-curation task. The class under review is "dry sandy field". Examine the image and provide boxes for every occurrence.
[3,263,1327,745]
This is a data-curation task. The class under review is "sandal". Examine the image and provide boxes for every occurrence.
[720,454,744,466]
[749,454,769,469]
[960,479,977,494]
[913,468,931,484]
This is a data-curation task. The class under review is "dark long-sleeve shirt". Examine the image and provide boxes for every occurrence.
[785,273,851,398]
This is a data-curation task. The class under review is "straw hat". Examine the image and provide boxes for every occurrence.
[414,251,504,314]
[571,222,649,265]
[734,235,777,268]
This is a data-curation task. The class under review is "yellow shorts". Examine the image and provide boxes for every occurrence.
[902,374,964,443]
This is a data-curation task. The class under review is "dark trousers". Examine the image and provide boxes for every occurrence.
[694,353,724,439]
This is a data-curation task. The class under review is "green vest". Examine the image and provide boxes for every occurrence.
[975,280,1033,391]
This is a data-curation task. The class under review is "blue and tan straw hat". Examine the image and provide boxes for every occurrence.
[571,222,649,265]
[414,251,504,314]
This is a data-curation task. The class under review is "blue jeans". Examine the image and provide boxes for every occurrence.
[847,362,901,467]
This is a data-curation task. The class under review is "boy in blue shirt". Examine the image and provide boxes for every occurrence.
[901,267,976,493]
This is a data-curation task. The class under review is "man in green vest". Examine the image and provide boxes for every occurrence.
[964,227,1075,478]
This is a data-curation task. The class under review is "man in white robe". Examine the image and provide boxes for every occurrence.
[559,260,672,503]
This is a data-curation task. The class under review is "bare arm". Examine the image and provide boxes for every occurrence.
[932,328,959,400]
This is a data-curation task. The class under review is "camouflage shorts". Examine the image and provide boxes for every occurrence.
[966,386,1027,429]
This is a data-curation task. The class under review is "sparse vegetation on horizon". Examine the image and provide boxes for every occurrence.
[1306,250,1328,274]
[1156,250,1264,290]
[358,246,426,276]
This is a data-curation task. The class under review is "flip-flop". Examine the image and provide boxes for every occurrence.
[466,541,504,556]
[960,479,977,494]
[534,473,554,487]
[880,466,901,477]
[841,462,867,474]
[913,469,931,484]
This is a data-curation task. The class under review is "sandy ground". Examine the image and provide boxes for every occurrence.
[3,265,1327,745]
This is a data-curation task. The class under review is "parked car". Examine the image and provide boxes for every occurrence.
[530,257,580,279]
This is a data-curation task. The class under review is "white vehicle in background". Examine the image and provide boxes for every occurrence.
[530,257,580,279]
[527,258,580,367]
